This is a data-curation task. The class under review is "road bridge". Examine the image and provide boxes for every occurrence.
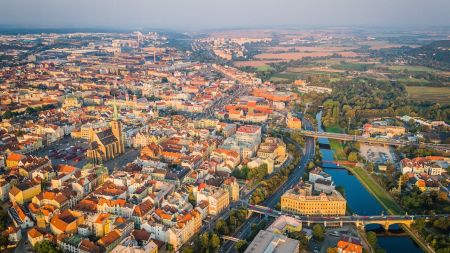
[296,130,450,151]
[245,204,449,230]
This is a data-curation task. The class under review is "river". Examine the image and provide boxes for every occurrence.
[315,111,423,253]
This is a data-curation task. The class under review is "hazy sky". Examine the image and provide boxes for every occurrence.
[0,0,449,30]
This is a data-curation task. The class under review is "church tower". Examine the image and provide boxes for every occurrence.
[111,97,125,154]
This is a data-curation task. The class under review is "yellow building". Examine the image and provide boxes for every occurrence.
[86,100,125,163]
[286,113,302,130]
[168,210,202,251]
[9,181,42,204]
[196,185,230,216]
[27,228,44,247]
[223,177,240,202]
[62,96,82,109]
[50,209,85,235]
[257,137,287,165]
[94,213,114,237]
[281,186,346,216]
[5,152,26,168]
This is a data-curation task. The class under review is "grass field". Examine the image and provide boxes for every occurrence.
[255,51,359,61]
[269,76,289,82]
[329,139,347,161]
[331,62,375,71]
[406,86,450,104]
[325,124,343,134]
[397,78,432,86]
[256,65,273,71]
[347,166,404,214]
[388,65,439,73]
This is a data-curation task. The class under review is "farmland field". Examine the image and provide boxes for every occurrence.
[388,65,439,73]
[406,86,450,104]
[397,78,432,86]
[254,51,359,60]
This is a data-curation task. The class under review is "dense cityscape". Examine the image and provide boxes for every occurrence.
[0,2,450,253]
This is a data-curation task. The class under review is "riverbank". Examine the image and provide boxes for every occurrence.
[345,165,435,253]
[317,111,427,253]
[328,140,435,253]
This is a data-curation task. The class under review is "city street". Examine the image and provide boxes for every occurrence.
[220,115,316,252]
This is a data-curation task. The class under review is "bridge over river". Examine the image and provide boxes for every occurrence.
[287,129,450,151]
[245,203,449,230]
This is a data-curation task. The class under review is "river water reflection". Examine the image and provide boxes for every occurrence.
[315,111,423,253]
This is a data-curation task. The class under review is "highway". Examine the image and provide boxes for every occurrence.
[220,115,316,252]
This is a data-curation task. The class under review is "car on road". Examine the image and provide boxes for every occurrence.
[330,231,340,237]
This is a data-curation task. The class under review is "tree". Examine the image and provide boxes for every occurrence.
[0,235,8,250]
[348,152,358,162]
[188,192,196,206]
[0,209,7,230]
[34,240,60,253]
[236,240,248,253]
[2,110,14,119]
[215,219,229,235]
[327,248,339,253]
[367,231,378,248]
[209,233,221,251]
[182,247,194,253]
[312,224,325,241]
[25,106,36,114]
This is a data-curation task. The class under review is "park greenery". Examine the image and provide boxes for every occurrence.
[34,240,61,253]
[232,164,268,182]
[1,104,56,120]
[312,224,325,241]
[400,187,450,214]
[249,139,302,204]
[413,217,450,253]
[366,231,387,253]
[214,209,249,236]
[322,78,449,132]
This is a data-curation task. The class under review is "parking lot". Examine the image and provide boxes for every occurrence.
[31,136,89,168]
[317,225,363,253]
[31,136,139,171]
[360,143,396,164]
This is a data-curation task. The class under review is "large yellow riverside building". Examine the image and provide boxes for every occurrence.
[281,186,346,216]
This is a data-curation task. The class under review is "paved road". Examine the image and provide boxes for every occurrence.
[297,130,450,151]
[220,115,316,252]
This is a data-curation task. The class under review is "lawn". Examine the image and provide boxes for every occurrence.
[347,166,404,214]
[256,65,273,71]
[406,86,450,104]
[329,139,347,161]
[388,65,439,73]
[325,123,343,134]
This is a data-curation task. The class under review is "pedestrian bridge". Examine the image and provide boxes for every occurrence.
[221,236,241,242]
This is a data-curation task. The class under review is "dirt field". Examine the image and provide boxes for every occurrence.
[233,61,270,67]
